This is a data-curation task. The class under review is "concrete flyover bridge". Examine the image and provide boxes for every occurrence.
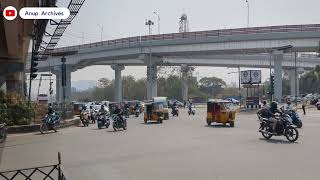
[29,24,320,102]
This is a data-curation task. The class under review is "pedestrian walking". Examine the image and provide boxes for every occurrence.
[302,95,307,115]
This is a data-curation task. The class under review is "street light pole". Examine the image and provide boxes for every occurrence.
[145,19,154,35]
[245,0,250,28]
[228,66,242,108]
[153,11,161,34]
[238,66,242,108]
[295,52,298,106]
[97,24,103,42]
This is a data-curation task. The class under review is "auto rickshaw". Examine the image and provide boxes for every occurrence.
[144,102,164,124]
[152,97,169,120]
[73,102,86,116]
[206,99,236,127]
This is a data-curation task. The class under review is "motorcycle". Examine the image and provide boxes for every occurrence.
[97,113,110,129]
[283,108,303,128]
[112,114,127,131]
[188,107,195,115]
[258,110,299,142]
[124,108,130,118]
[0,123,7,143]
[80,110,90,127]
[135,107,140,117]
[40,112,61,134]
[172,106,179,117]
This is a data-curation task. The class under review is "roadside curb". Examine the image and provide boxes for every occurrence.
[6,118,80,134]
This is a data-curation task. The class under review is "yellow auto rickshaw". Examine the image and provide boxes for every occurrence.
[206,99,236,127]
[144,102,164,124]
[73,102,86,116]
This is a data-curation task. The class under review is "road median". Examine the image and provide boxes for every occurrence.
[6,117,80,134]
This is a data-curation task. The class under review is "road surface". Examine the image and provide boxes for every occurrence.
[1,108,319,180]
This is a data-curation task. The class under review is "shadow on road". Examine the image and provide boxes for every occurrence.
[205,124,232,128]
[140,122,161,125]
[258,138,299,144]
[34,131,59,136]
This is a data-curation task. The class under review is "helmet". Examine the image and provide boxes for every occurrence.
[101,105,104,109]
[270,101,278,109]
[262,101,267,105]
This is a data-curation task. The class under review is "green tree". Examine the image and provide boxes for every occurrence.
[199,77,226,97]
[300,65,320,94]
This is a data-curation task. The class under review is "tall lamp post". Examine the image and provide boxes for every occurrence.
[228,66,242,108]
[245,0,250,27]
[97,24,103,42]
[153,11,161,34]
[145,19,154,35]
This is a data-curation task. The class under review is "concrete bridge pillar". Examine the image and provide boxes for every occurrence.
[287,69,299,96]
[6,72,24,99]
[52,65,72,103]
[146,62,158,100]
[272,50,284,102]
[181,64,189,102]
[111,64,125,102]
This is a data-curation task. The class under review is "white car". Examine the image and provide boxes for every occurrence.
[227,98,240,104]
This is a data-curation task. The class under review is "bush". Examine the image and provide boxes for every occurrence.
[0,91,34,126]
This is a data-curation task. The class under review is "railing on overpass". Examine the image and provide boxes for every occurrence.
[51,24,320,53]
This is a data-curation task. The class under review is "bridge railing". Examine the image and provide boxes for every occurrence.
[52,24,320,53]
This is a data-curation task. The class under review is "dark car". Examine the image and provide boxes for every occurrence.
[168,99,184,108]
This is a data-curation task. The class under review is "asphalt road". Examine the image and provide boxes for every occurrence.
[1,108,320,180]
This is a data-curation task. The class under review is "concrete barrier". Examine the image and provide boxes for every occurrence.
[7,118,80,134]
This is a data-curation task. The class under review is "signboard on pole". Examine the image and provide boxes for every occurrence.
[241,71,251,84]
[241,70,262,84]
[250,70,262,84]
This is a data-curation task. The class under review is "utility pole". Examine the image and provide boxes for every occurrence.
[245,0,250,27]
[153,11,161,34]
[97,24,103,42]
[294,52,298,106]
[238,66,242,108]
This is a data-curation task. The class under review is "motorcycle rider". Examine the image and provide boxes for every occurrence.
[114,105,125,123]
[188,101,193,113]
[260,101,280,134]
[285,101,293,111]
[135,102,140,113]
[99,105,107,115]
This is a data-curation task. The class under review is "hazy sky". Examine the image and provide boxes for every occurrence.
[33,0,320,94]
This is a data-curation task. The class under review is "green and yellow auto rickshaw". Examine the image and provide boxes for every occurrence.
[206,99,236,127]
[144,102,164,124]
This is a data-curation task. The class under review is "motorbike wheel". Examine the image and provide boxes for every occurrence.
[159,119,163,124]
[261,125,273,139]
[113,125,118,132]
[297,121,302,128]
[0,130,6,143]
[230,121,235,127]
[285,126,299,142]
[123,120,127,130]
[207,120,211,126]
[188,112,190,115]
[40,123,48,134]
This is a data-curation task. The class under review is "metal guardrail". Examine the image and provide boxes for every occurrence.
[51,24,320,53]
[0,153,66,180]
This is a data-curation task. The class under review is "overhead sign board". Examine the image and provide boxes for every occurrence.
[241,70,262,84]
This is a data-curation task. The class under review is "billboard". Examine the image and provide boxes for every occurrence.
[241,70,262,84]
